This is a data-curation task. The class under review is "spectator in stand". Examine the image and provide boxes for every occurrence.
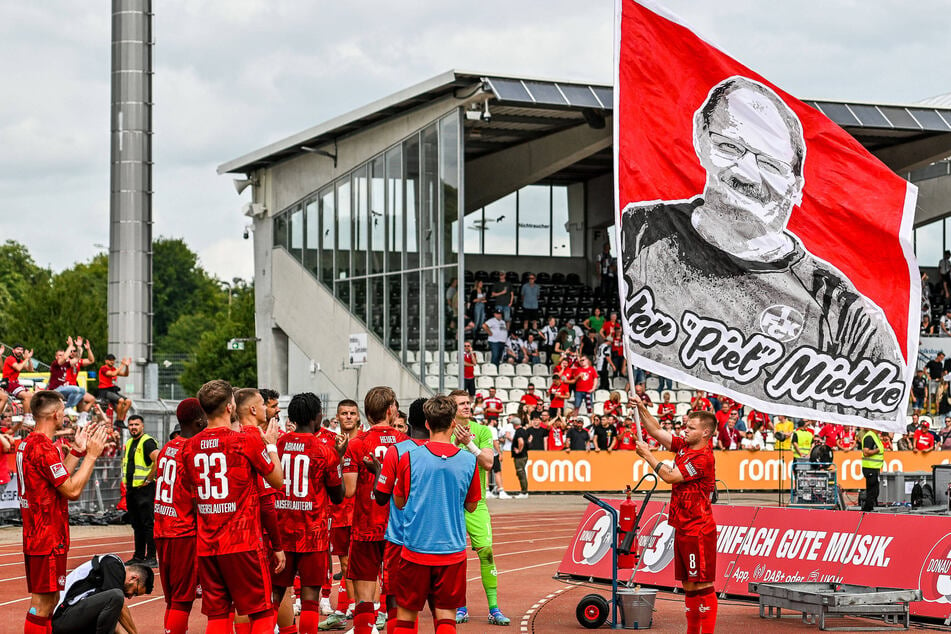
[714,402,732,429]
[524,333,541,364]
[633,384,652,407]
[941,309,951,337]
[596,242,618,300]
[491,271,514,324]
[3,343,35,420]
[603,392,624,418]
[614,419,637,450]
[565,417,590,452]
[540,317,559,363]
[593,336,615,389]
[470,280,488,334]
[47,338,97,415]
[741,429,764,451]
[551,331,570,366]
[837,426,857,451]
[940,250,951,298]
[530,402,544,421]
[510,415,530,498]
[926,352,946,411]
[462,341,477,396]
[483,387,503,426]
[914,421,936,453]
[580,330,597,359]
[525,415,549,451]
[503,332,526,365]
[570,356,598,415]
[583,308,605,336]
[483,308,509,366]
[546,416,566,451]
[912,369,927,411]
[520,274,540,322]
[611,329,629,381]
[592,416,616,452]
[519,384,542,409]
[717,411,742,449]
[472,394,485,421]
[746,409,770,432]
[816,422,841,449]
[498,415,516,455]
[657,392,676,423]
[547,375,569,417]
[599,311,620,341]
[922,315,937,336]
[896,429,914,451]
[690,390,712,412]
[939,417,951,450]
[98,355,132,423]
[446,277,459,320]
[772,415,794,451]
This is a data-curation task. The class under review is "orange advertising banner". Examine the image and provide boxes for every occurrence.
[499,450,950,492]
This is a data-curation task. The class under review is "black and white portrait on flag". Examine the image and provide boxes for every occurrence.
[619,76,907,423]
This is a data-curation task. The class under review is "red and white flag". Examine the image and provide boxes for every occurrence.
[614,0,919,432]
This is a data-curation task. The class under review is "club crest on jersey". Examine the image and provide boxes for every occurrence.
[758,305,804,342]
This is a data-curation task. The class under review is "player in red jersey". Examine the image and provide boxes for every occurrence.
[181,380,285,634]
[342,387,408,634]
[154,397,207,634]
[274,392,344,634]
[632,394,718,634]
[17,390,109,634]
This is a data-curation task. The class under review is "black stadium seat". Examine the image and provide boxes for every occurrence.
[536,272,551,284]
[551,272,566,285]
[566,273,581,286]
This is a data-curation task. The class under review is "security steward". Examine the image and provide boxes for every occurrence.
[861,428,885,512]
[123,414,159,567]
[52,553,153,633]
[790,420,814,464]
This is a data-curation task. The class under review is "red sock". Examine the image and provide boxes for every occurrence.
[278,626,298,634]
[393,620,415,634]
[697,587,718,633]
[353,602,376,634]
[435,618,456,634]
[684,591,701,634]
[337,584,350,610]
[321,584,332,598]
[24,613,49,634]
[386,606,399,634]
[249,610,276,634]
[164,607,190,634]
[299,599,320,634]
[206,617,232,634]
[235,621,252,634]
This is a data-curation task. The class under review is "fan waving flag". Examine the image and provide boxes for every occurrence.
[614,0,919,433]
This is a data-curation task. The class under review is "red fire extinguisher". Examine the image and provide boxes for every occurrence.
[617,486,638,569]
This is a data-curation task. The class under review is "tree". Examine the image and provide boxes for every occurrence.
[0,241,52,345]
[179,283,256,394]
[152,237,224,346]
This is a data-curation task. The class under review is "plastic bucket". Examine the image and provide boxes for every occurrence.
[617,587,656,630]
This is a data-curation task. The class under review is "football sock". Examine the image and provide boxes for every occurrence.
[24,613,49,634]
[164,607,190,634]
[697,586,718,633]
[393,620,415,634]
[206,617,232,634]
[321,584,331,598]
[435,618,457,634]
[477,546,499,609]
[337,584,350,610]
[387,606,398,634]
[299,599,320,634]
[249,610,276,634]
[353,601,376,634]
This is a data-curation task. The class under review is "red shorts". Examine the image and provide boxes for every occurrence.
[198,551,272,618]
[330,526,351,556]
[24,552,67,594]
[273,550,329,588]
[6,380,26,397]
[156,537,198,605]
[396,559,466,611]
[346,539,385,582]
[381,541,403,595]
[674,529,717,583]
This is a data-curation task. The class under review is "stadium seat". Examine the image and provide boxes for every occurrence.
[533,363,548,375]
[495,376,513,390]
[676,390,693,403]
[512,376,529,389]
[481,364,498,376]
[611,377,627,391]
[494,389,508,401]
[405,350,417,363]
[423,351,434,364]
[532,376,549,389]
[515,363,533,376]
[427,363,440,376]
[445,363,459,376]
[594,389,611,403]
[474,351,485,364]
[505,401,521,415]
[499,364,515,376]
[477,376,494,390]
[508,389,525,402]
[448,350,458,363]
[675,403,690,416]
[410,363,421,375]
[425,375,440,390]
[593,402,605,416]
[645,377,660,390]
[646,390,661,404]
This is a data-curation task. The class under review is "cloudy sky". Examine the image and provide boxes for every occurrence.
[2,1,948,281]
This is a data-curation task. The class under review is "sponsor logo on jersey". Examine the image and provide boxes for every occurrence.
[50,463,67,479]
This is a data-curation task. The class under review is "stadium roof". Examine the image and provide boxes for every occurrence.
[219,70,951,177]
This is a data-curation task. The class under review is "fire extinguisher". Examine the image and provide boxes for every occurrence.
[617,485,638,569]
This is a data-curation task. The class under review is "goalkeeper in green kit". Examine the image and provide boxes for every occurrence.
[450,390,510,626]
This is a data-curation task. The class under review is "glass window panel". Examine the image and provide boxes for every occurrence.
[320,188,335,284]
[387,274,403,353]
[289,206,303,262]
[420,124,439,268]
[385,147,403,272]
[368,276,384,339]
[336,179,351,279]
[404,136,420,269]
[518,184,551,256]
[422,268,441,379]
[459,208,482,254]
[917,219,944,269]
[370,156,385,275]
[404,272,420,374]
[303,198,319,277]
[334,280,350,306]
[552,185,571,257]
[352,278,367,324]
[273,213,288,250]
[353,167,368,277]
[440,114,460,264]
[482,192,517,255]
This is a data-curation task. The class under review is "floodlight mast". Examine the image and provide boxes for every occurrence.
[107,0,153,397]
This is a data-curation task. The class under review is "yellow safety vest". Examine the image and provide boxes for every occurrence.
[124,433,155,488]
[793,429,814,457]
[861,431,885,470]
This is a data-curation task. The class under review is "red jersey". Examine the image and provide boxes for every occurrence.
[914,429,935,451]
[17,433,70,555]
[47,361,69,390]
[611,331,624,356]
[342,425,408,541]
[463,352,476,380]
[548,382,569,408]
[616,429,637,450]
[65,363,81,386]
[153,436,197,539]
[657,402,676,422]
[275,432,342,552]
[747,410,770,428]
[690,396,712,412]
[601,320,620,337]
[241,424,278,499]
[181,426,275,556]
[575,366,597,392]
[329,429,356,528]
[483,397,503,419]
[817,424,840,449]
[603,400,623,417]
[2,355,21,381]
[669,436,716,536]
[520,392,542,407]
[98,365,117,389]
[546,427,566,451]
